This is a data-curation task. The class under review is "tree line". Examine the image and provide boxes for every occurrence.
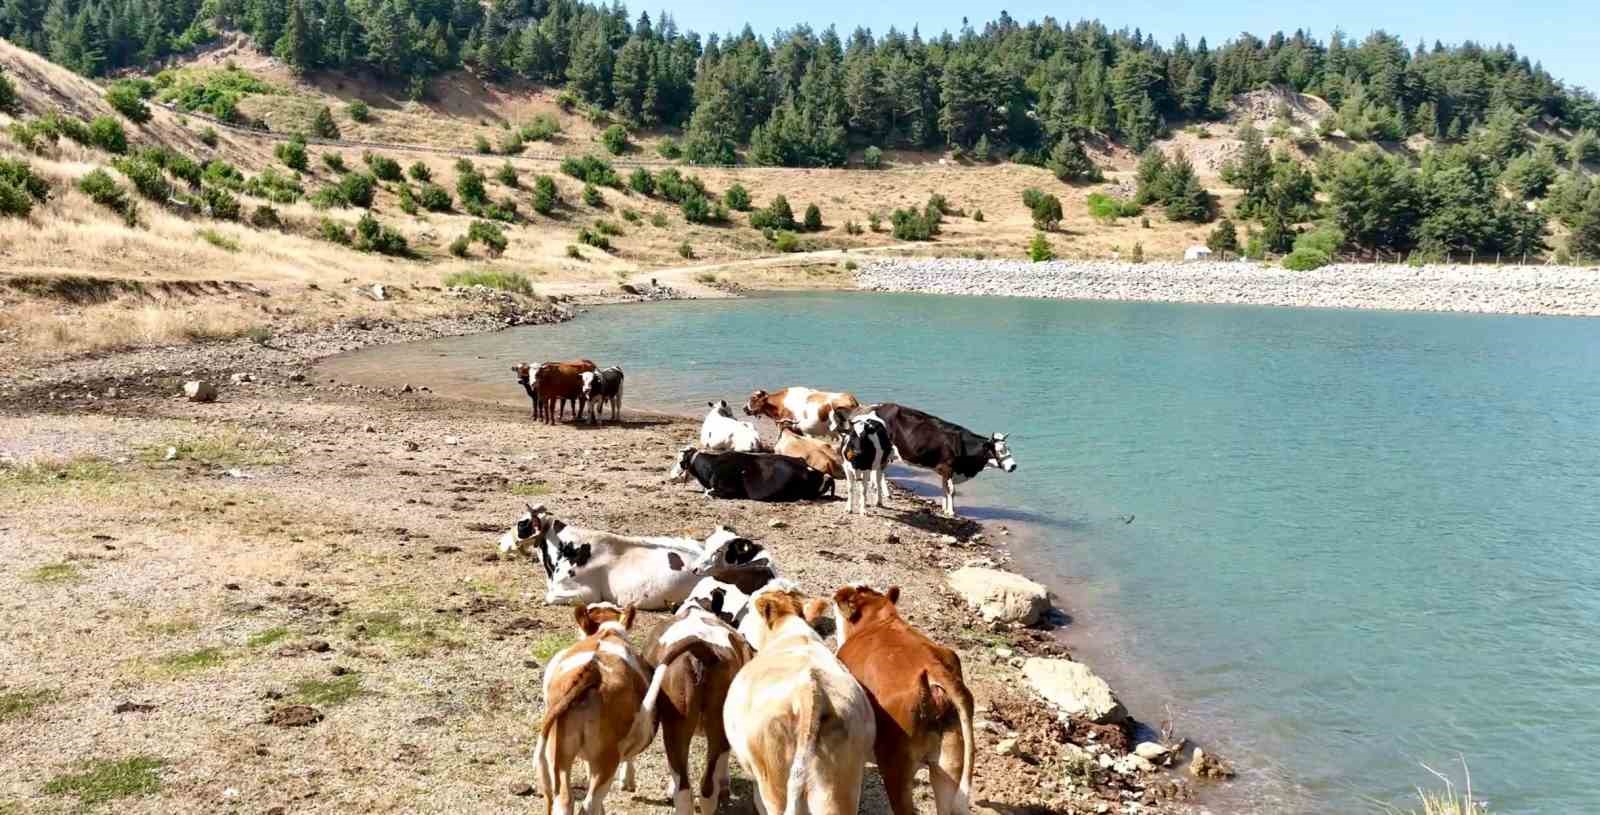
[3,0,1598,167]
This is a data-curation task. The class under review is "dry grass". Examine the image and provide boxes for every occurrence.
[1381,760,1491,815]
[0,688,59,721]
[134,427,289,468]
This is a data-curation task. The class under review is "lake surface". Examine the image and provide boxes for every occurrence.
[323,292,1600,813]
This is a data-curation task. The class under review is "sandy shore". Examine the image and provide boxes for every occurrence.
[0,307,1216,814]
[857,258,1600,316]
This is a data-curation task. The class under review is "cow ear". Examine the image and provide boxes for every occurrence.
[621,604,637,630]
[832,586,860,621]
[575,606,598,635]
[709,588,726,614]
[574,544,591,567]
[708,401,716,408]
[886,586,901,605]
[753,594,787,628]
[802,598,831,625]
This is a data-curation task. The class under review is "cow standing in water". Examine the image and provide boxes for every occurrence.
[868,403,1016,517]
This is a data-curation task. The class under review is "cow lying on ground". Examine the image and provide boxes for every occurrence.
[727,583,876,815]
[869,403,1016,517]
[831,410,893,515]
[537,603,650,815]
[775,420,845,479]
[628,597,755,815]
[581,366,625,424]
[499,505,771,609]
[671,446,835,502]
[831,585,975,815]
[745,387,861,438]
[699,401,765,452]
[689,528,780,596]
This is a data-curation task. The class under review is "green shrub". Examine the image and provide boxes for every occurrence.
[363,152,402,182]
[44,113,94,148]
[0,158,50,206]
[199,126,219,147]
[773,230,800,252]
[1021,187,1044,209]
[397,184,419,214]
[407,161,431,182]
[1028,232,1055,262]
[346,99,370,122]
[319,218,350,244]
[621,208,640,223]
[244,167,302,203]
[1030,193,1064,230]
[323,153,347,173]
[678,241,694,259]
[9,119,59,153]
[594,219,624,237]
[417,182,452,212]
[249,204,281,229]
[157,67,276,122]
[566,244,584,259]
[1130,242,1145,263]
[443,269,533,294]
[532,175,559,215]
[114,158,172,202]
[106,82,151,123]
[724,183,752,211]
[158,152,202,188]
[656,137,682,160]
[201,159,245,190]
[890,207,935,240]
[650,212,668,228]
[803,203,823,231]
[602,124,629,155]
[1282,247,1330,270]
[312,171,375,209]
[654,168,707,203]
[495,161,519,188]
[475,134,492,154]
[0,65,18,115]
[1207,219,1240,255]
[0,178,32,216]
[466,220,508,256]
[499,130,525,155]
[448,235,470,257]
[88,116,128,154]
[275,137,308,171]
[78,168,137,223]
[863,145,883,169]
[628,167,655,195]
[202,185,241,220]
[560,155,620,187]
[680,191,723,224]
[520,113,560,141]
[1086,192,1141,223]
[867,211,881,232]
[576,227,611,251]
[973,208,984,222]
[198,227,238,251]
[844,219,862,235]
[582,183,603,207]
[456,168,487,207]
[311,106,339,139]
[352,211,408,255]
[750,195,796,230]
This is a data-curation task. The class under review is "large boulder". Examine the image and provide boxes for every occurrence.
[1023,658,1127,724]
[183,380,218,403]
[947,567,1049,625]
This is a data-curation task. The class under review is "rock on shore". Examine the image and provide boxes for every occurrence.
[857,258,1600,317]
[947,566,1050,625]
[1023,657,1128,724]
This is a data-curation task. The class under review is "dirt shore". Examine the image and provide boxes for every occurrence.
[1,307,1211,815]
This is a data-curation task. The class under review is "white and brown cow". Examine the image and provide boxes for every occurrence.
[629,599,756,815]
[536,602,651,815]
[775,420,846,479]
[725,583,876,815]
[831,585,976,815]
[744,387,861,438]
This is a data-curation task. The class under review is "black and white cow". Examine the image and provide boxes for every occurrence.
[499,504,773,609]
[670,446,834,502]
[831,409,893,515]
[581,366,625,424]
[868,402,1016,517]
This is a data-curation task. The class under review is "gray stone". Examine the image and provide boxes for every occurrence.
[1022,658,1127,724]
[183,380,218,402]
[947,567,1049,625]
[1135,742,1170,761]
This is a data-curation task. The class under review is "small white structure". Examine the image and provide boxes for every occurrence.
[1184,245,1213,261]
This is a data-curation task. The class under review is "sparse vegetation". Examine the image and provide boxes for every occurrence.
[27,561,84,583]
[560,155,620,188]
[246,627,292,648]
[43,756,163,805]
[532,174,559,215]
[346,99,371,122]
[602,124,629,155]
[78,169,137,224]
[197,228,239,251]
[582,182,603,207]
[155,647,228,675]
[508,481,551,496]
[364,152,403,182]
[521,113,561,141]
[105,80,152,123]
[274,136,309,172]
[1028,231,1055,262]
[678,241,695,259]
[291,674,366,706]
[0,688,57,721]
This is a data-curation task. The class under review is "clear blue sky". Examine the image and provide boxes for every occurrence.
[658,0,1598,93]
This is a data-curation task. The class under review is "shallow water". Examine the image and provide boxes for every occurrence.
[322,292,1600,813]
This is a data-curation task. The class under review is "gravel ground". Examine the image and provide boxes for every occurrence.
[857,258,1600,316]
[0,315,1214,815]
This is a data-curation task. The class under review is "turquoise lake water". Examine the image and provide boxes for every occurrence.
[326,292,1600,813]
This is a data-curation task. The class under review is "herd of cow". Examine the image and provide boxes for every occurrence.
[500,506,974,815]
[504,362,1023,815]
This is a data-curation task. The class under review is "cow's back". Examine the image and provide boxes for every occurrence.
[875,403,956,469]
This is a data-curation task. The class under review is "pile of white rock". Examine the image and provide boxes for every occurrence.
[855,258,1600,317]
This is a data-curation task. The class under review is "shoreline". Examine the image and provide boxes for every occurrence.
[2,299,1221,814]
[856,258,1600,317]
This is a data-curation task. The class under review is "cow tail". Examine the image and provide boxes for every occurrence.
[622,639,722,757]
[924,671,976,805]
[783,671,825,815]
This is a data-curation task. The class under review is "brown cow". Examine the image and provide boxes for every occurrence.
[774,420,845,479]
[513,360,597,424]
[744,387,860,438]
[830,585,975,815]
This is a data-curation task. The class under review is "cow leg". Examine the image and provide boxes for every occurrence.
[931,727,971,815]
[621,759,637,793]
[662,715,694,815]
[873,466,889,508]
[699,744,731,815]
[942,475,956,517]
[876,748,916,815]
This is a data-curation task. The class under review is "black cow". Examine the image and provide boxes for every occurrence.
[580,366,625,424]
[670,446,835,502]
[869,402,1017,517]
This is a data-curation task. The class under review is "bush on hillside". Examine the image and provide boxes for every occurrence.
[656,137,682,160]
[561,155,620,187]
[0,66,18,115]
[275,136,309,171]
[628,167,655,195]
[312,106,340,139]
[576,226,611,251]
[202,184,241,220]
[863,145,883,169]
[724,183,751,211]
[313,171,376,208]
[352,211,408,255]
[78,168,136,223]
[475,134,493,154]
[803,203,822,231]
[346,99,370,122]
[750,195,796,231]
[520,114,560,142]
[106,81,152,123]
[323,153,347,173]
[499,130,525,155]
[199,126,218,147]
[532,175,559,215]
[1207,219,1240,255]
[680,191,725,224]
[1051,137,1102,183]
[466,220,508,256]
[678,241,694,259]
[602,124,629,155]
[496,161,519,188]
[249,204,282,229]
[1282,225,1342,270]
[319,218,351,244]
[89,116,128,154]
[443,269,534,294]
[890,207,936,240]
[114,157,172,202]
[0,178,35,216]
[364,152,403,182]
[417,182,452,212]
[407,161,431,182]
[1028,232,1055,262]
[773,230,800,252]
[1086,192,1141,223]
[582,183,603,207]
[1030,193,1063,230]
[0,158,50,205]
[456,167,487,207]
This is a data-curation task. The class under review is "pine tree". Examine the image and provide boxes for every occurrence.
[1134,147,1170,205]
[312,105,340,139]
[1207,218,1240,254]
[1162,152,1213,222]
[1050,138,1101,183]
[1221,122,1272,217]
[567,21,614,106]
[273,0,317,72]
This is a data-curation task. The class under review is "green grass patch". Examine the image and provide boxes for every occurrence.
[346,611,460,657]
[154,647,228,675]
[508,481,551,497]
[246,626,291,649]
[0,688,59,722]
[136,429,287,467]
[290,674,366,706]
[197,227,239,252]
[139,617,200,637]
[0,456,119,487]
[43,756,163,805]
[531,633,576,662]
[442,269,534,296]
[26,562,84,584]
